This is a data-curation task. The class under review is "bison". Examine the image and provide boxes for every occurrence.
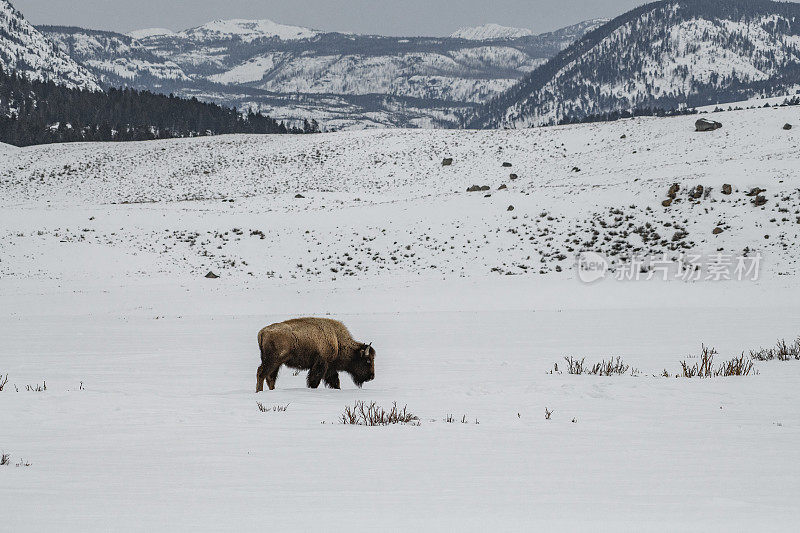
[256,317,376,392]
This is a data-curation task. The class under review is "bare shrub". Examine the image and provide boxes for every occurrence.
[588,357,632,376]
[544,407,553,420]
[562,357,636,376]
[340,401,419,426]
[680,345,717,378]
[750,337,800,361]
[716,353,755,377]
[678,346,756,378]
[16,458,31,467]
[0,374,7,391]
[1,453,9,466]
[564,357,586,375]
[257,402,289,413]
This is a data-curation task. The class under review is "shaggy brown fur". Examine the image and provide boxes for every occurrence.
[256,317,376,392]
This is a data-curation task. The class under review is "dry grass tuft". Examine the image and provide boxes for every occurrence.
[544,407,554,420]
[676,345,755,378]
[257,402,289,413]
[0,374,7,391]
[1,453,9,466]
[340,401,419,426]
[750,337,800,361]
[563,356,637,376]
[564,357,586,374]
[25,381,46,392]
[589,357,634,376]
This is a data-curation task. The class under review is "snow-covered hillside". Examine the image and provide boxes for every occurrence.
[0,0,99,90]
[477,0,800,128]
[2,104,799,281]
[450,23,534,40]
[1,106,799,531]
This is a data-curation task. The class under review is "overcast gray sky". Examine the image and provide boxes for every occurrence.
[13,0,648,36]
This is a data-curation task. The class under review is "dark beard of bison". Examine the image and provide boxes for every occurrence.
[348,367,373,388]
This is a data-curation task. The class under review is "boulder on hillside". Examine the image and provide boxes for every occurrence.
[502,162,513,167]
[713,227,724,235]
[722,184,732,195]
[509,173,518,180]
[467,185,491,192]
[294,194,305,198]
[205,271,219,279]
[695,118,722,132]
[783,123,793,130]
[688,185,704,200]
[745,187,766,197]
[442,158,454,166]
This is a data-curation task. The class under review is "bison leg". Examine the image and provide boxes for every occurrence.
[307,362,327,389]
[323,368,340,389]
[256,364,266,393]
[265,365,280,391]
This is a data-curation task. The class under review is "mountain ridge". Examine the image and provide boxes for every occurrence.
[473,0,800,128]
[0,0,99,90]
[39,16,606,129]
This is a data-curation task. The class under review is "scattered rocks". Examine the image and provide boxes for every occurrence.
[696,118,723,132]
[754,195,768,207]
[722,184,732,195]
[783,123,793,130]
[746,187,766,197]
[467,185,491,192]
[672,231,688,242]
[662,199,673,207]
[668,183,680,199]
[205,271,219,279]
[688,185,704,200]
[442,158,453,166]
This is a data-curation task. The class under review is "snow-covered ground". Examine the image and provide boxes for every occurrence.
[1,106,800,530]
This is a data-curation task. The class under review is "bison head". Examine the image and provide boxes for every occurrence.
[348,343,376,387]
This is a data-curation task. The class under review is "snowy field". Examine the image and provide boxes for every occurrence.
[2,106,800,530]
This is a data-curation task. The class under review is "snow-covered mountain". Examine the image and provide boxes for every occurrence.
[475,0,800,128]
[37,18,605,129]
[0,0,99,90]
[41,26,190,86]
[450,23,534,40]
[179,19,320,42]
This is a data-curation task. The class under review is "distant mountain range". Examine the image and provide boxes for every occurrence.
[473,0,800,128]
[5,0,800,133]
[36,17,607,129]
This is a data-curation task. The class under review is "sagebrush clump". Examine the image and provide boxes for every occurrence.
[340,401,419,426]
[750,337,800,361]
